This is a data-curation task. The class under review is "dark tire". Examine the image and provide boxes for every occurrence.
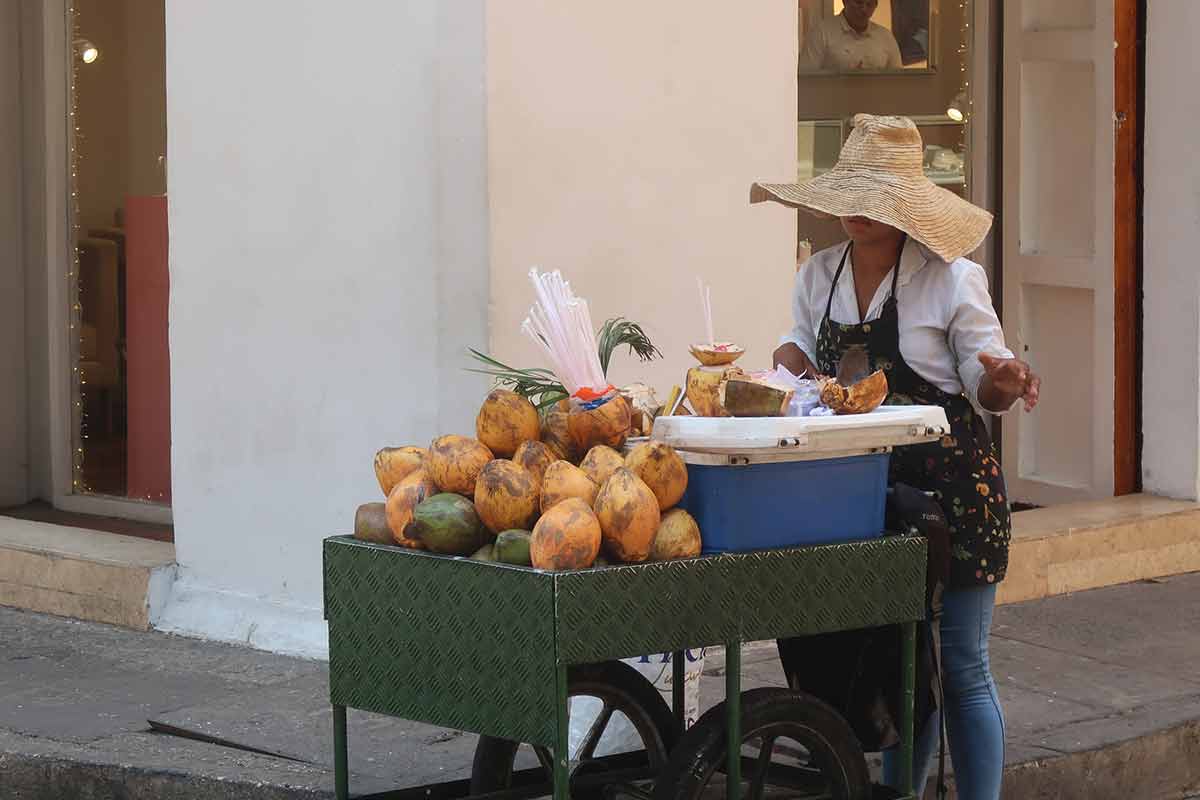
[471,660,681,797]
[652,687,871,800]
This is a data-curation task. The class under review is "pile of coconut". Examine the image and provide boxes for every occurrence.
[354,269,699,570]
[354,389,700,570]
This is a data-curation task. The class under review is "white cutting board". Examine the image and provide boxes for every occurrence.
[651,405,950,456]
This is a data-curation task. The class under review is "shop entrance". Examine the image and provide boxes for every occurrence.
[1,0,172,536]
[997,0,1142,506]
[796,0,1142,507]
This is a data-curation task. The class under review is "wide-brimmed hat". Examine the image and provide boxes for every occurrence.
[750,114,992,262]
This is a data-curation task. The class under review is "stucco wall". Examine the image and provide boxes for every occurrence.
[0,0,26,505]
[160,0,489,655]
[1142,0,1200,500]
[486,1,798,395]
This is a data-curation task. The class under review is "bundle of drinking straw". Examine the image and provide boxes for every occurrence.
[521,269,608,397]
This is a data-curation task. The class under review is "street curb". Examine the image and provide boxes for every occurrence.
[0,751,329,800]
[3,718,1198,800]
[935,717,1200,800]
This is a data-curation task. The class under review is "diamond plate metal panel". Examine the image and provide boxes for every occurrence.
[324,535,926,745]
[737,537,926,642]
[555,537,926,665]
[324,537,559,746]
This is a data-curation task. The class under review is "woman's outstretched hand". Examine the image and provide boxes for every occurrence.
[773,343,819,379]
[978,353,1040,412]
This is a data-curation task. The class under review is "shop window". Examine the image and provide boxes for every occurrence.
[797,0,973,262]
[71,0,171,506]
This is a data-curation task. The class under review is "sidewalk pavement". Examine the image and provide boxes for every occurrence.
[2,574,1200,800]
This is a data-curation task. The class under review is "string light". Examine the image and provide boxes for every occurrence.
[958,0,970,196]
[68,4,91,494]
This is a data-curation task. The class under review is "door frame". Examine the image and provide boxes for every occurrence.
[1113,0,1144,495]
[24,0,171,524]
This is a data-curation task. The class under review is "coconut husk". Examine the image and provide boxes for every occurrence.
[724,376,794,417]
[819,370,889,414]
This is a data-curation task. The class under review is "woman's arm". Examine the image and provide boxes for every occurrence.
[948,263,1040,414]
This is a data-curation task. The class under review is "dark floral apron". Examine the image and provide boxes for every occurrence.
[815,240,1011,588]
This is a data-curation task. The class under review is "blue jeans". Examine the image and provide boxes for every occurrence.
[882,584,1005,799]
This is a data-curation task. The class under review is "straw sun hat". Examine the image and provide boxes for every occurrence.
[751,114,992,263]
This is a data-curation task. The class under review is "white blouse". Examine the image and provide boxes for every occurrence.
[781,238,1016,414]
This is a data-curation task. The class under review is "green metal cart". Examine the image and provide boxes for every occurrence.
[324,532,927,800]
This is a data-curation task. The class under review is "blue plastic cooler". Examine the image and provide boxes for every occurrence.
[677,452,891,554]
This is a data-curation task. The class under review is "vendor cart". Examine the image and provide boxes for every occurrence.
[324,406,947,800]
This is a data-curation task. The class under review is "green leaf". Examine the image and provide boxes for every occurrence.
[596,318,662,376]
[465,348,567,410]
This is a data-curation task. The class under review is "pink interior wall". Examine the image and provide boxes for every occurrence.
[124,194,171,503]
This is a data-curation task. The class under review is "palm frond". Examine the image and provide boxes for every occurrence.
[596,318,662,376]
[466,348,568,410]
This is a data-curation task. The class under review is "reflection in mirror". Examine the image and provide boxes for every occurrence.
[796,120,845,181]
[798,0,934,75]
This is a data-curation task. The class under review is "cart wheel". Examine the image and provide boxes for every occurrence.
[471,660,680,800]
[652,687,871,800]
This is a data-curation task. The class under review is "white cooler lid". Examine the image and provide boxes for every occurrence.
[651,405,950,457]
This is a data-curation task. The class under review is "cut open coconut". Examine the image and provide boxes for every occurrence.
[689,342,745,367]
[819,370,889,414]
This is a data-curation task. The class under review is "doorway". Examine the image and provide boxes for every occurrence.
[997,0,1142,506]
[2,0,172,537]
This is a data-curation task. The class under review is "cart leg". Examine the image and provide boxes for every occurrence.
[672,650,686,734]
[725,641,741,799]
[554,662,570,800]
[333,704,349,800]
[900,621,917,797]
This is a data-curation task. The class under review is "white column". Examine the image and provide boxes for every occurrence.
[160,0,489,654]
[1142,0,1200,500]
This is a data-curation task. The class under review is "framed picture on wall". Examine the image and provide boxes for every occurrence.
[798,0,939,75]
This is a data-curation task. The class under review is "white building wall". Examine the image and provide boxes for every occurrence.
[485,1,798,394]
[159,0,489,656]
[1142,0,1200,501]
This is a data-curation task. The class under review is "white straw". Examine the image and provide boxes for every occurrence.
[522,269,607,396]
[697,278,715,344]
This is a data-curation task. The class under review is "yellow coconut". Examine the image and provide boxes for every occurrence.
[540,461,599,513]
[385,470,438,548]
[580,445,625,489]
[540,409,580,463]
[474,460,540,534]
[624,441,689,511]
[594,467,661,563]
[568,395,632,453]
[476,389,540,458]
[512,440,556,494]
[651,508,702,560]
[530,497,601,570]
[373,446,425,497]
[426,435,494,496]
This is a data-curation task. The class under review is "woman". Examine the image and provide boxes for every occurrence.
[753,114,1040,799]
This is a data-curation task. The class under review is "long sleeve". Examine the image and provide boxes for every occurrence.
[947,262,1017,414]
[780,263,819,362]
